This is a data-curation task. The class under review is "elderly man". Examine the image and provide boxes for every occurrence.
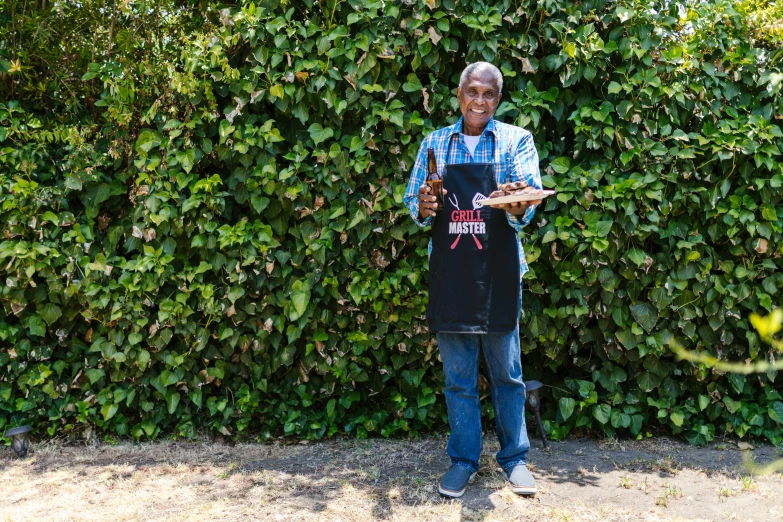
[403,62,542,498]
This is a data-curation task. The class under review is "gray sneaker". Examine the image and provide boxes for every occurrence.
[438,465,477,498]
[502,464,536,495]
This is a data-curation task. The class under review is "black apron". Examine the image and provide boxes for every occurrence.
[427,134,520,333]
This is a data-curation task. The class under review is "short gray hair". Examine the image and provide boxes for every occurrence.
[459,62,503,93]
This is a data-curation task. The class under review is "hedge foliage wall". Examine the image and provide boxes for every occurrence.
[2,0,783,445]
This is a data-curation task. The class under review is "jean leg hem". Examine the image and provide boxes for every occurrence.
[500,460,526,472]
[452,460,479,473]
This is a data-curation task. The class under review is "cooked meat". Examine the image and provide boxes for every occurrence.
[490,181,541,198]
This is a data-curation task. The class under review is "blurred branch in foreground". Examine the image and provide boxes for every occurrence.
[672,309,783,475]
[671,310,783,374]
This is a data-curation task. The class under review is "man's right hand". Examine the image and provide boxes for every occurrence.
[418,184,447,218]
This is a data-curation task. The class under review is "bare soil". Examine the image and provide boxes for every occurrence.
[1,435,782,521]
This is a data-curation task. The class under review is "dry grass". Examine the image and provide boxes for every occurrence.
[1,436,782,522]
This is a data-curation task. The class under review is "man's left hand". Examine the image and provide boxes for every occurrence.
[497,199,542,215]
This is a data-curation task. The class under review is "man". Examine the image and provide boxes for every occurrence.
[403,62,542,498]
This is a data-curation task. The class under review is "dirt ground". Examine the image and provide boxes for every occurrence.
[1,434,782,522]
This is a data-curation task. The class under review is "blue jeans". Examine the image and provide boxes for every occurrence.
[436,323,530,473]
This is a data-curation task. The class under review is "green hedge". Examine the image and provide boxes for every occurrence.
[2,0,783,445]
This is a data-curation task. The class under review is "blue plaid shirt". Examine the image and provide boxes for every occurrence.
[403,117,541,281]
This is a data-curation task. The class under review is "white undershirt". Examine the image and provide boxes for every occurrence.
[462,134,481,156]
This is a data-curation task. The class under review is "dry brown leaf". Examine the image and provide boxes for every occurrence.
[422,87,431,113]
[343,74,357,91]
[427,26,441,45]
[521,57,536,74]
[425,0,435,8]
[755,238,768,254]
[143,228,156,242]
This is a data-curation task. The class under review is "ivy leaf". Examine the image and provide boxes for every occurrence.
[402,73,423,92]
[137,349,151,370]
[28,315,46,337]
[219,119,235,142]
[101,403,119,421]
[637,371,661,392]
[595,221,613,237]
[160,370,178,387]
[630,303,658,333]
[308,123,333,145]
[135,129,162,155]
[769,401,783,424]
[85,369,105,384]
[38,303,62,325]
[593,404,611,424]
[289,279,311,321]
[166,391,180,414]
[627,247,646,267]
[558,397,576,421]
[176,148,196,173]
[549,157,571,174]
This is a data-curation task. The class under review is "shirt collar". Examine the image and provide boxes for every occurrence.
[450,116,497,138]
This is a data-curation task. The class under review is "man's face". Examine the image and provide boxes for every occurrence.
[457,70,501,135]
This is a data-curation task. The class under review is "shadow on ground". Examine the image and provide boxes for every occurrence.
[1,434,782,521]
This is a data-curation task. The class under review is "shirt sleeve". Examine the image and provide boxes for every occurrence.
[403,137,433,228]
[506,133,542,231]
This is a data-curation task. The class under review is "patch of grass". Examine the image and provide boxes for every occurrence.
[740,475,757,491]
[655,483,683,507]
[719,486,739,499]
[618,475,632,489]
[218,461,239,479]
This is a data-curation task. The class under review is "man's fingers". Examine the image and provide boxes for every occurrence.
[419,184,431,194]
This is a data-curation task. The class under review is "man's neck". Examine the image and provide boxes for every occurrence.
[462,118,489,136]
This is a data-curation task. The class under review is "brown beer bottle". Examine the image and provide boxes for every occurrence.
[426,148,443,206]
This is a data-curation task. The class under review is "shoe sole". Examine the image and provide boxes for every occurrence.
[508,484,537,495]
[502,471,536,496]
[438,472,477,498]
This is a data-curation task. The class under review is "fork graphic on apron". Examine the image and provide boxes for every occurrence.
[448,193,483,250]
